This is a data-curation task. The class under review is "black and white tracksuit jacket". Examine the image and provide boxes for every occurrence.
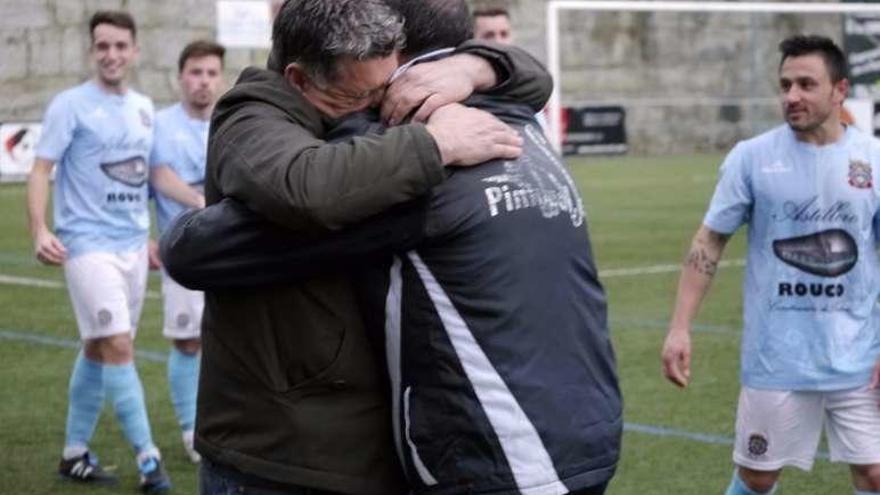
[162,98,622,495]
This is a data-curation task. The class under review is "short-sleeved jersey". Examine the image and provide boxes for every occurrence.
[150,103,209,233]
[36,80,154,258]
[704,124,880,391]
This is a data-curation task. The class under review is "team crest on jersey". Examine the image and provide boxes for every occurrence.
[747,434,768,458]
[848,159,872,189]
[139,108,152,128]
[176,313,191,329]
[97,309,113,328]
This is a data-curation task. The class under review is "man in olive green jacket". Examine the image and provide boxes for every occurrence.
[188,1,553,493]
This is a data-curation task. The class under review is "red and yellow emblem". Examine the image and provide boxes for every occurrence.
[848,159,873,189]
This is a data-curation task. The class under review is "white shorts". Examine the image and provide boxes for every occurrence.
[160,268,203,340]
[63,246,148,340]
[733,385,880,471]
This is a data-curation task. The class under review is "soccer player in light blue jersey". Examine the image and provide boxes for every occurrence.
[26,11,171,493]
[662,35,880,495]
[147,40,225,464]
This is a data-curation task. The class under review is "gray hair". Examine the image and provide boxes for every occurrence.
[271,0,405,83]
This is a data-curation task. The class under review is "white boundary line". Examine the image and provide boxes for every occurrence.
[0,326,826,459]
[0,258,747,294]
[0,273,160,299]
[546,1,880,149]
[599,259,745,278]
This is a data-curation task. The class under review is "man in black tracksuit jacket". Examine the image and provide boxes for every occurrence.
[162,2,622,494]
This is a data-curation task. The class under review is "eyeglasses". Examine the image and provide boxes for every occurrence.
[311,77,388,106]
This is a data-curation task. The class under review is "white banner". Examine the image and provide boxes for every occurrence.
[0,123,41,183]
[217,0,272,49]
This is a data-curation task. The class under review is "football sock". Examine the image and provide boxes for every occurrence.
[167,347,199,433]
[103,362,157,456]
[63,352,104,458]
[725,470,777,495]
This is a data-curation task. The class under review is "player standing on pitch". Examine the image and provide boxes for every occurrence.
[472,7,514,44]
[27,11,171,493]
[662,35,880,495]
[148,40,225,465]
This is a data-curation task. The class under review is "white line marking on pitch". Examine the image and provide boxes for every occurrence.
[0,259,746,292]
[599,259,745,278]
[0,326,829,460]
[0,273,160,299]
[0,258,748,293]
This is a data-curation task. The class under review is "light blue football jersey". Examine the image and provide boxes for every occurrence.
[36,81,154,258]
[149,103,209,233]
[705,124,880,391]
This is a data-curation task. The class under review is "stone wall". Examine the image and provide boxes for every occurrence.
[1,0,848,154]
[0,0,268,123]
[475,0,845,153]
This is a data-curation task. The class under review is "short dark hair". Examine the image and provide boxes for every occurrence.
[473,7,509,19]
[89,11,137,42]
[270,0,405,82]
[385,0,473,56]
[178,40,226,73]
[778,35,848,82]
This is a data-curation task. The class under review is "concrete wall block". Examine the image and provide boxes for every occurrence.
[82,0,125,14]
[0,0,52,29]
[140,27,196,70]
[128,0,190,28]
[224,48,257,73]
[53,0,85,26]
[27,29,63,77]
[184,0,217,29]
[0,29,28,80]
[135,68,176,107]
[60,26,89,77]
[2,76,83,121]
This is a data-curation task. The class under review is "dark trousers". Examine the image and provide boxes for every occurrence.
[199,459,342,495]
[201,458,608,495]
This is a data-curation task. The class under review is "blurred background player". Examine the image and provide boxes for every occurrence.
[661,35,880,495]
[472,7,513,44]
[26,10,171,493]
[148,39,226,464]
[473,6,550,135]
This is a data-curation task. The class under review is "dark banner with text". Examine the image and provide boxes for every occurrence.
[561,105,628,156]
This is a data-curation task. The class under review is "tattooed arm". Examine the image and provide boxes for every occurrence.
[661,225,732,388]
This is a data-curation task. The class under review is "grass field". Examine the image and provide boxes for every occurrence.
[0,153,855,494]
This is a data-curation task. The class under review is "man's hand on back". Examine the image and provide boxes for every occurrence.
[382,54,496,126]
[426,103,522,166]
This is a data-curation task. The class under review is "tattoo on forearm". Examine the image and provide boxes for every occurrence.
[685,247,719,276]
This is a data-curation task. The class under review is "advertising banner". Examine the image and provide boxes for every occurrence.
[561,105,628,156]
[0,122,41,183]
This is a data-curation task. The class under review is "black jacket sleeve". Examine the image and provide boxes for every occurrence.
[160,198,428,290]
[456,40,553,112]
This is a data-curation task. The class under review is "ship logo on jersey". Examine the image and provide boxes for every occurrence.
[772,228,857,277]
[848,159,872,189]
[100,156,148,188]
